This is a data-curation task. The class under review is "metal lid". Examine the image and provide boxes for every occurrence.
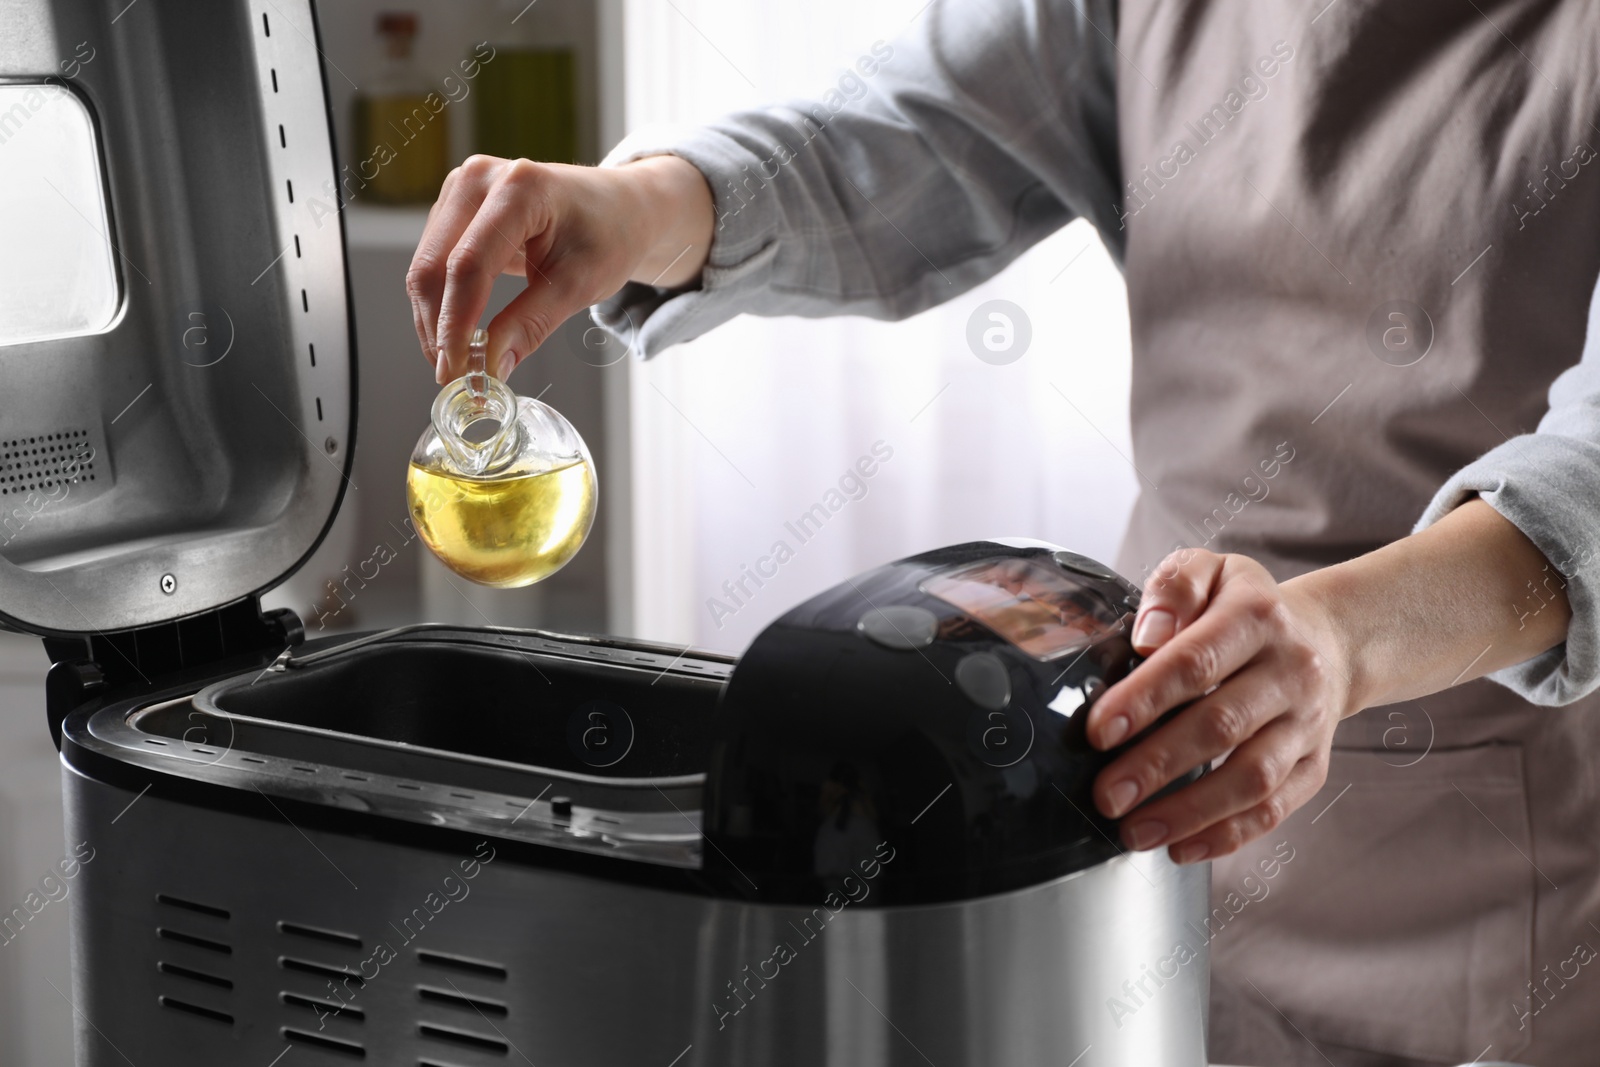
[0,0,353,637]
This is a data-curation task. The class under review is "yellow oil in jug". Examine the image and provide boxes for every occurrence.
[406,459,596,588]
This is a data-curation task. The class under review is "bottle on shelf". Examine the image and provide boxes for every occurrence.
[351,11,450,205]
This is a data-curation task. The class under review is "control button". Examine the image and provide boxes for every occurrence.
[856,605,940,651]
[955,652,1012,711]
[1052,550,1118,582]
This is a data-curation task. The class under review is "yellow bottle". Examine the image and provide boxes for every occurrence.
[408,330,596,588]
[351,12,450,205]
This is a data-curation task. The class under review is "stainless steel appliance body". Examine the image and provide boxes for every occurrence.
[63,760,1205,1065]
[58,625,1209,1066]
[2,1,1213,1064]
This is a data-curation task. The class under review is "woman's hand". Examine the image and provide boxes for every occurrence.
[1087,549,1356,864]
[1087,500,1574,865]
[406,153,715,384]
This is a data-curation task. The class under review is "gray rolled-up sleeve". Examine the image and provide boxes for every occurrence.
[1414,272,1600,705]
[591,0,1122,358]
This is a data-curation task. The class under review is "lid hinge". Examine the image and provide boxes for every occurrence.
[42,598,303,749]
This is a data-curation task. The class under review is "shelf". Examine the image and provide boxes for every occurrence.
[342,202,430,252]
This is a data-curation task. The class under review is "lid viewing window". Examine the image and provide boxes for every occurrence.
[922,556,1124,659]
[0,82,120,347]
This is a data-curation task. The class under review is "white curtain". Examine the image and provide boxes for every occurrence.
[621,0,1137,654]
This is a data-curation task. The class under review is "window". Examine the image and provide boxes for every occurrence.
[0,83,120,347]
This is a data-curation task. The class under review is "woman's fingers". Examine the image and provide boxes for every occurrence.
[1071,547,1352,863]
[1131,548,1224,653]
[434,162,562,382]
[407,156,694,385]
[1095,663,1284,818]
[414,167,458,366]
[410,296,437,377]
[1165,752,1328,864]
[485,265,591,381]
[1089,565,1282,750]
[1113,714,1303,850]
[407,156,502,374]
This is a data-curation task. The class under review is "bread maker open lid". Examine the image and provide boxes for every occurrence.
[0,0,354,638]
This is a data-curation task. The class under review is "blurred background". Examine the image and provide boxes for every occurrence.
[0,0,1133,1060]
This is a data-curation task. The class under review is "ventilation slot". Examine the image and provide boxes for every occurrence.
[157,928,232,955]
[279,921,362,947]
[418,1024,509,1055]
[281,957,365,987]
[155,894,230,920]
[281,992,365,1022]
[416,951,508,980]
[418,986,508,1017]
[159,996,234,1025]
[0,430,97,497]
[283,1028,366,1058]
[157,962,233,990]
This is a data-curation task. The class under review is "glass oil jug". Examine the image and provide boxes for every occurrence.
[407,329,596,587]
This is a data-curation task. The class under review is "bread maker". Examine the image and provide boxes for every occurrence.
[0,1,1211,1062]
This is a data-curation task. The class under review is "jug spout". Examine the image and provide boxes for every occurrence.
[433,328,521,477]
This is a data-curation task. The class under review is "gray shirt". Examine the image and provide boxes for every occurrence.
[595,0,1600,709]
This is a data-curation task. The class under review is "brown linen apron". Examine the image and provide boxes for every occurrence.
[1111,2,1600,1064]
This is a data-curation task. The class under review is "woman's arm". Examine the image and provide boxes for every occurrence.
[593,0,1123,357]
[1305,498,1570,709]
[409,0,1123,379]
[627,156,717,289]
[406,155,716,384]
[1085,499,1569,865]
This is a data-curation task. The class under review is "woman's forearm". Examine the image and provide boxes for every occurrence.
[1286,498,1571,715]
[621,155,716,289]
